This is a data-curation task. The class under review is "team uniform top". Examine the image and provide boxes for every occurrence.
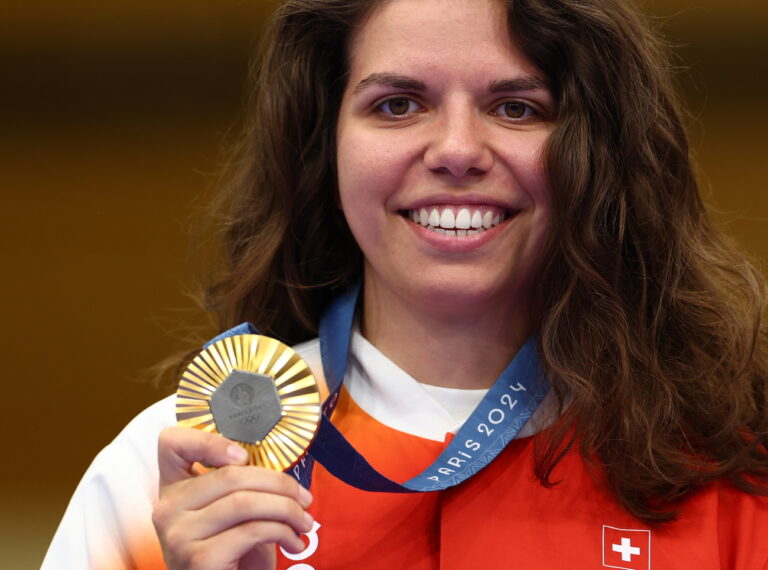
[43,328,768,569]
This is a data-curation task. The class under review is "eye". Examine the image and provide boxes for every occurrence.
[376,97,423,118]
[491,100,539,121]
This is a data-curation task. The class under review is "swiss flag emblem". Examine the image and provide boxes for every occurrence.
[602,525,651,570]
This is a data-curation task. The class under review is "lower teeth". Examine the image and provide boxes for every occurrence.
[427,226,485,237]
[428,227,484,236]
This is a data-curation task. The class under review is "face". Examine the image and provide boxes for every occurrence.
[336,0,554,318]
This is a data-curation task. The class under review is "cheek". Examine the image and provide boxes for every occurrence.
[529,175,552,241]
[337,118,387,171]
[507,140,552,244]
[336,144,380,247]
[513,135,551,208]
[337,145,371,222]
[337,132,409,215]
[337,132,379,202]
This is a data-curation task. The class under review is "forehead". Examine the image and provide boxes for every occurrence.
[347,0,538,82]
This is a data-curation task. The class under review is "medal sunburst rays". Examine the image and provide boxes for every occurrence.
[176,335,321,471]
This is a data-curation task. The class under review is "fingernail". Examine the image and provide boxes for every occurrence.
[298,485,313,507]
[227,444,248,463]
[303,510,314,529]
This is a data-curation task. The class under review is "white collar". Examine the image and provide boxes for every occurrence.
[293,329,556,443]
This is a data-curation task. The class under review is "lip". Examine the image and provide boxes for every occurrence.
[397,193,517,211]
[401,212,514,252]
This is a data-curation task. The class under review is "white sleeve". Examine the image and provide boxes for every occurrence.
[41,395,176,570]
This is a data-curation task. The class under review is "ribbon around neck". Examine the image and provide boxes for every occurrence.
[206,283,549,492]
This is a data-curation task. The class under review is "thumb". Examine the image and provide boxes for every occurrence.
[157,426,248,486]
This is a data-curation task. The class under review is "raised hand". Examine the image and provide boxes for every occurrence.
[152,426,313,570]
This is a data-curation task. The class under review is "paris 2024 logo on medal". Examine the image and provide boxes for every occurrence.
[230,382,254,408]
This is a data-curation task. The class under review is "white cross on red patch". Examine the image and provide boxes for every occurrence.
[602,525,651,570]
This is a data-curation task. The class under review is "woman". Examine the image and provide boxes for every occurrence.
[44,0,768,568]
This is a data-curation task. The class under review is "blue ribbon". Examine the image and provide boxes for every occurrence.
[207,283,548,492]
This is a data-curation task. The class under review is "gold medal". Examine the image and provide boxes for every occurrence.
[176,334,321,471]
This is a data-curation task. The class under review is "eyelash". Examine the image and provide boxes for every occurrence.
[489,101,541,121]
[374,96,542,122]
[375,97,424,118]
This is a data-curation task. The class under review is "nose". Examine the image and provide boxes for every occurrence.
[423,103,494,179]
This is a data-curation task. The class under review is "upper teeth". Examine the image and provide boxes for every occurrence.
[408,206,505,233]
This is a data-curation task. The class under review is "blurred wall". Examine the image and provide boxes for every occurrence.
[1,1,765,567]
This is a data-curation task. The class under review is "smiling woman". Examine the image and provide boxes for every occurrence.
[337,0,553,389]
[42,0,768,569]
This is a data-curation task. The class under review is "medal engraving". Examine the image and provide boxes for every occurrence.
[209,370,283,444]
[176,334,321,471]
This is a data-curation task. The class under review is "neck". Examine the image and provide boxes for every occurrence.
[360,279,532,390]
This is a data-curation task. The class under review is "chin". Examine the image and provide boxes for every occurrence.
[406,273,525,312]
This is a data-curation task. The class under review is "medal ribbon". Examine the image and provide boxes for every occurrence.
[207,283,549,492]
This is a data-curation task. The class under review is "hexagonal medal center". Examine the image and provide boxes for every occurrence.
[209,370,282,444]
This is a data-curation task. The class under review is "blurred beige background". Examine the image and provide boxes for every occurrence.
[1,1,766,567]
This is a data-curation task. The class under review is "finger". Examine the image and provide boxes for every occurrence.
[182,489,314,541]
[158,426,248,486]
[184,521,303,569]
[164,464,313,512]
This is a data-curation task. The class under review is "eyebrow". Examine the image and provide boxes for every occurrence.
[353,72,549,95]
[488,76,548,93]
[353,73,427,94]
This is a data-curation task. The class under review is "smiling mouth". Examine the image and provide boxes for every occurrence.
[401,205,510,236]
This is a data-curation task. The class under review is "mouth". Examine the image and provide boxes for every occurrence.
[400,205,511,236]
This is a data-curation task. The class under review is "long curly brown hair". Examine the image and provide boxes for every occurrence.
[197,0,768,524]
